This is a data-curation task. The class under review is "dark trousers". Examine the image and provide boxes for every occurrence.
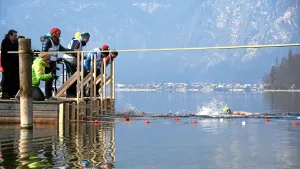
[44,61,56,99]
[64,60,77,98]
[1,67,19,98]
[32,86,45,101]
[84,68,101,96]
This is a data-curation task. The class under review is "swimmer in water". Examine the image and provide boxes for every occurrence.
[223,106,252,116]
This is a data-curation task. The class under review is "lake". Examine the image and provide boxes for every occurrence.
[0,92,300,168]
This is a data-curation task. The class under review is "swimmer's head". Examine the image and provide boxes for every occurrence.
[223,106,232,114]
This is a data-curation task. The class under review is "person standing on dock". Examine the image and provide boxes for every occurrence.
[32,52,57,101]
[41,28,72,100]
[1,30,20,99]
[62,31,90,98]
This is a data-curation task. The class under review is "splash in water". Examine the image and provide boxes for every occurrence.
[196,98,227,116]
[121,103,140,115]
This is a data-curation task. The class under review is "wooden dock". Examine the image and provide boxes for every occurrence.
[0,99,114,124]
[2,38,116,126]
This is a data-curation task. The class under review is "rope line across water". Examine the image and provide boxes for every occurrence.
[7,43,300,54]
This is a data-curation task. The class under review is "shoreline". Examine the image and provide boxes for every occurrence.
[115,88,300,93]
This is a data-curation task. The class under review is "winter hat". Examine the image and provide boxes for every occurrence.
[74,32,81,39]
[102,45,110,51]
[50,28,61,37]
[81,31,90,39]
[39,52,51,61]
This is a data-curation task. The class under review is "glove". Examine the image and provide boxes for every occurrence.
[51,67,60,73]
[52,74,59,80]
[56,58,63,62]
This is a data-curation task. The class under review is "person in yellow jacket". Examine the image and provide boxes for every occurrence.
[32,53,57,101]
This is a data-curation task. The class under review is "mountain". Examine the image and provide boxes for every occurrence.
[1,0,299,83]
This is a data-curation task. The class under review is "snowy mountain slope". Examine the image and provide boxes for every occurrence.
[0,0,299,83]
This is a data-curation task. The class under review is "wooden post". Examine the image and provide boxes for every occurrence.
[110,58,115,113]
[93,53,97,98]
[111,58,115,100]
[59,103,64,143]
[100,59,104,115]
[19,38,33,129]
[103,58,107,114]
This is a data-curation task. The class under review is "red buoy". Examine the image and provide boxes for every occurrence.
[94,120,99,123]
[192,120,197,125]
[292,121,297,126]
[175,117,180,122]
[145,120,150,124]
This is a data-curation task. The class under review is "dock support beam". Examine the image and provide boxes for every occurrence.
[19,38,33,129]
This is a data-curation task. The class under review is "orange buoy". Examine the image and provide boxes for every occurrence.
[175,117,180,122]
[292,121,297,126]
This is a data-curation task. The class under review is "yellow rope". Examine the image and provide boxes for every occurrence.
[7,43,300,54]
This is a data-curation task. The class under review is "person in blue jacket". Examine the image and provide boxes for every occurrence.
[84,45,118,96]
[40,28,72,99]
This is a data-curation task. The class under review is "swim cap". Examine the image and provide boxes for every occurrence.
[74,32,81,39]
[223,106,230,112]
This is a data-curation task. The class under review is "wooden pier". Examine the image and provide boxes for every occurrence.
[0,38,116,125]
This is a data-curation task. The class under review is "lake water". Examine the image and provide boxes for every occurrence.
[0,92,300,168]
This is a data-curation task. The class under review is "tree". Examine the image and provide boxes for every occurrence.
[263,50,300,90]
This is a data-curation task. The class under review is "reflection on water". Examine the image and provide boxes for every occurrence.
[264,92,300,114]
[1,91,300,168]
[0,118,300,168]
[0,122,116,168]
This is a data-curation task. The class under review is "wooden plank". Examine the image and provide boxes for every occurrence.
[0,117,57,124]
[65,103,70,123]
[59,103,64,130]
[64,103,70,136]
[0,103,59,111]
[95,99,100,116]
[110,59,115,112]
[86,101,91,118]
[86,76,112,91]
[77,73,91,88]
[0,110,58,117]
[54,71,79,98]
[81,101,86,119]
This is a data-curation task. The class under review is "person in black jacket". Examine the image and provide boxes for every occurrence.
[0,29,19,99]
[40,28,72,99]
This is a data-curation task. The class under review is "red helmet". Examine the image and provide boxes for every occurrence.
[50,28,61,37]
